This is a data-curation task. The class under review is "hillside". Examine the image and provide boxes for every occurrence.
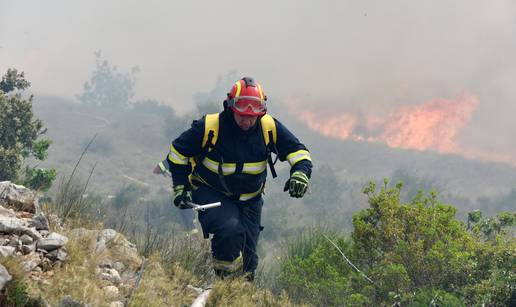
[2,180,513,306]
[33,95,516,213]
[0,181,293,306]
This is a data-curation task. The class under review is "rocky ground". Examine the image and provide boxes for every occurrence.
[0,181,145,306]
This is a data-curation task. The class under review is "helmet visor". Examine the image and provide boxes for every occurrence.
[231,96,267,114]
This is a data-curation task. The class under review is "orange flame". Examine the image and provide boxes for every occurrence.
[375,93,478,153]
[299,112,358,140]
[298,93,478,153]
[296,93,516,165]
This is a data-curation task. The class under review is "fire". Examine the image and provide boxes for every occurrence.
[296,93,515,162]
[299,112,358,140]
[376,93,478,153]
[296,93,516,166]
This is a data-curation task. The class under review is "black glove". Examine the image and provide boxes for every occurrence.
[173,185,192,209]
[284,171,309,198]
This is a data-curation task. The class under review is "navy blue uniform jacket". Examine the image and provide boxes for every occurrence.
[167,111,312,202]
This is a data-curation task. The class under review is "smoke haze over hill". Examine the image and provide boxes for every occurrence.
[1,0,516,163]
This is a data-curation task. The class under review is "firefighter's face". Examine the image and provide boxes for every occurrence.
[233,112,258,131]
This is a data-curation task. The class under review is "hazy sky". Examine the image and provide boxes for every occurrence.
[1,0,516,157]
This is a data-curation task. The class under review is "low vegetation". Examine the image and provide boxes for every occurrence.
[2,66,514,306]
[277,180,515,306]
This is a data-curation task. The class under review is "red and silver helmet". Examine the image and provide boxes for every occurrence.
[227,77,267,116]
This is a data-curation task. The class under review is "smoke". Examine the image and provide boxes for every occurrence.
[1,0,515,160]
[296,92,515,166]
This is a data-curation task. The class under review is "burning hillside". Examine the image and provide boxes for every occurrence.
[297,93,515,166]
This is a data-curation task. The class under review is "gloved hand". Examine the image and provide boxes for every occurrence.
[283,171,309,198]
[173,185,192,209]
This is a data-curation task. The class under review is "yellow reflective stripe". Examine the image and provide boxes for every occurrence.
[257,84,264,100]
[235,80,242,97]
[201,157,218,173]
[202,158,266,176]
[242,160,267,175]
[286,149,312,166]
[168,145,189,165]
[202,157,236,175]
[212,254,242,272]
[239,183,264,201]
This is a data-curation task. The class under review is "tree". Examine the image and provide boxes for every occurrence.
[77,50,138,108]
[0,68,56,190]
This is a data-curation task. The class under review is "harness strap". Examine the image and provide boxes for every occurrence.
[267,130,279,178]
[217,154,233,196]
[198,113,279,196]
[196,130,215,166]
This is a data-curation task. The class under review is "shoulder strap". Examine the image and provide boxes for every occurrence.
[200,113,232,195]
[260,114,277,146]
[203,113,220,149]
[260,114,279,178]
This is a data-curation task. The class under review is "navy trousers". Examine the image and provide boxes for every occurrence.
[192,185,263,273]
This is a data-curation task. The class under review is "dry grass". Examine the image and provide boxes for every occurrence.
[104,232,143,273]
[206,278,303,307]
[129,253,200,306]
[25,229,112,306]
[1,256,26,282]
[4,198,302,306]
[1,256,46,306]
[3,227,303,306]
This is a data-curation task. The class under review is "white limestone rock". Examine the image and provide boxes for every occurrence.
[0,246,15,257]
[0,181,39,213]
[20,234,34,245]
[31,212,49,230]
[37,232,69,251]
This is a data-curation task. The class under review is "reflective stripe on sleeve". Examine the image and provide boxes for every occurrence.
[286,149,312,166]
[168,145,189,165]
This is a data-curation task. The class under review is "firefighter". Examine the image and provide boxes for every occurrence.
[167,77,312,280]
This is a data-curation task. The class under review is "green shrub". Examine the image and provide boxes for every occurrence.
[278,229,354,306]
[0,68,55,187]
[3,279,45,307]
[21,167,57,191]
[277,179,516,306]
